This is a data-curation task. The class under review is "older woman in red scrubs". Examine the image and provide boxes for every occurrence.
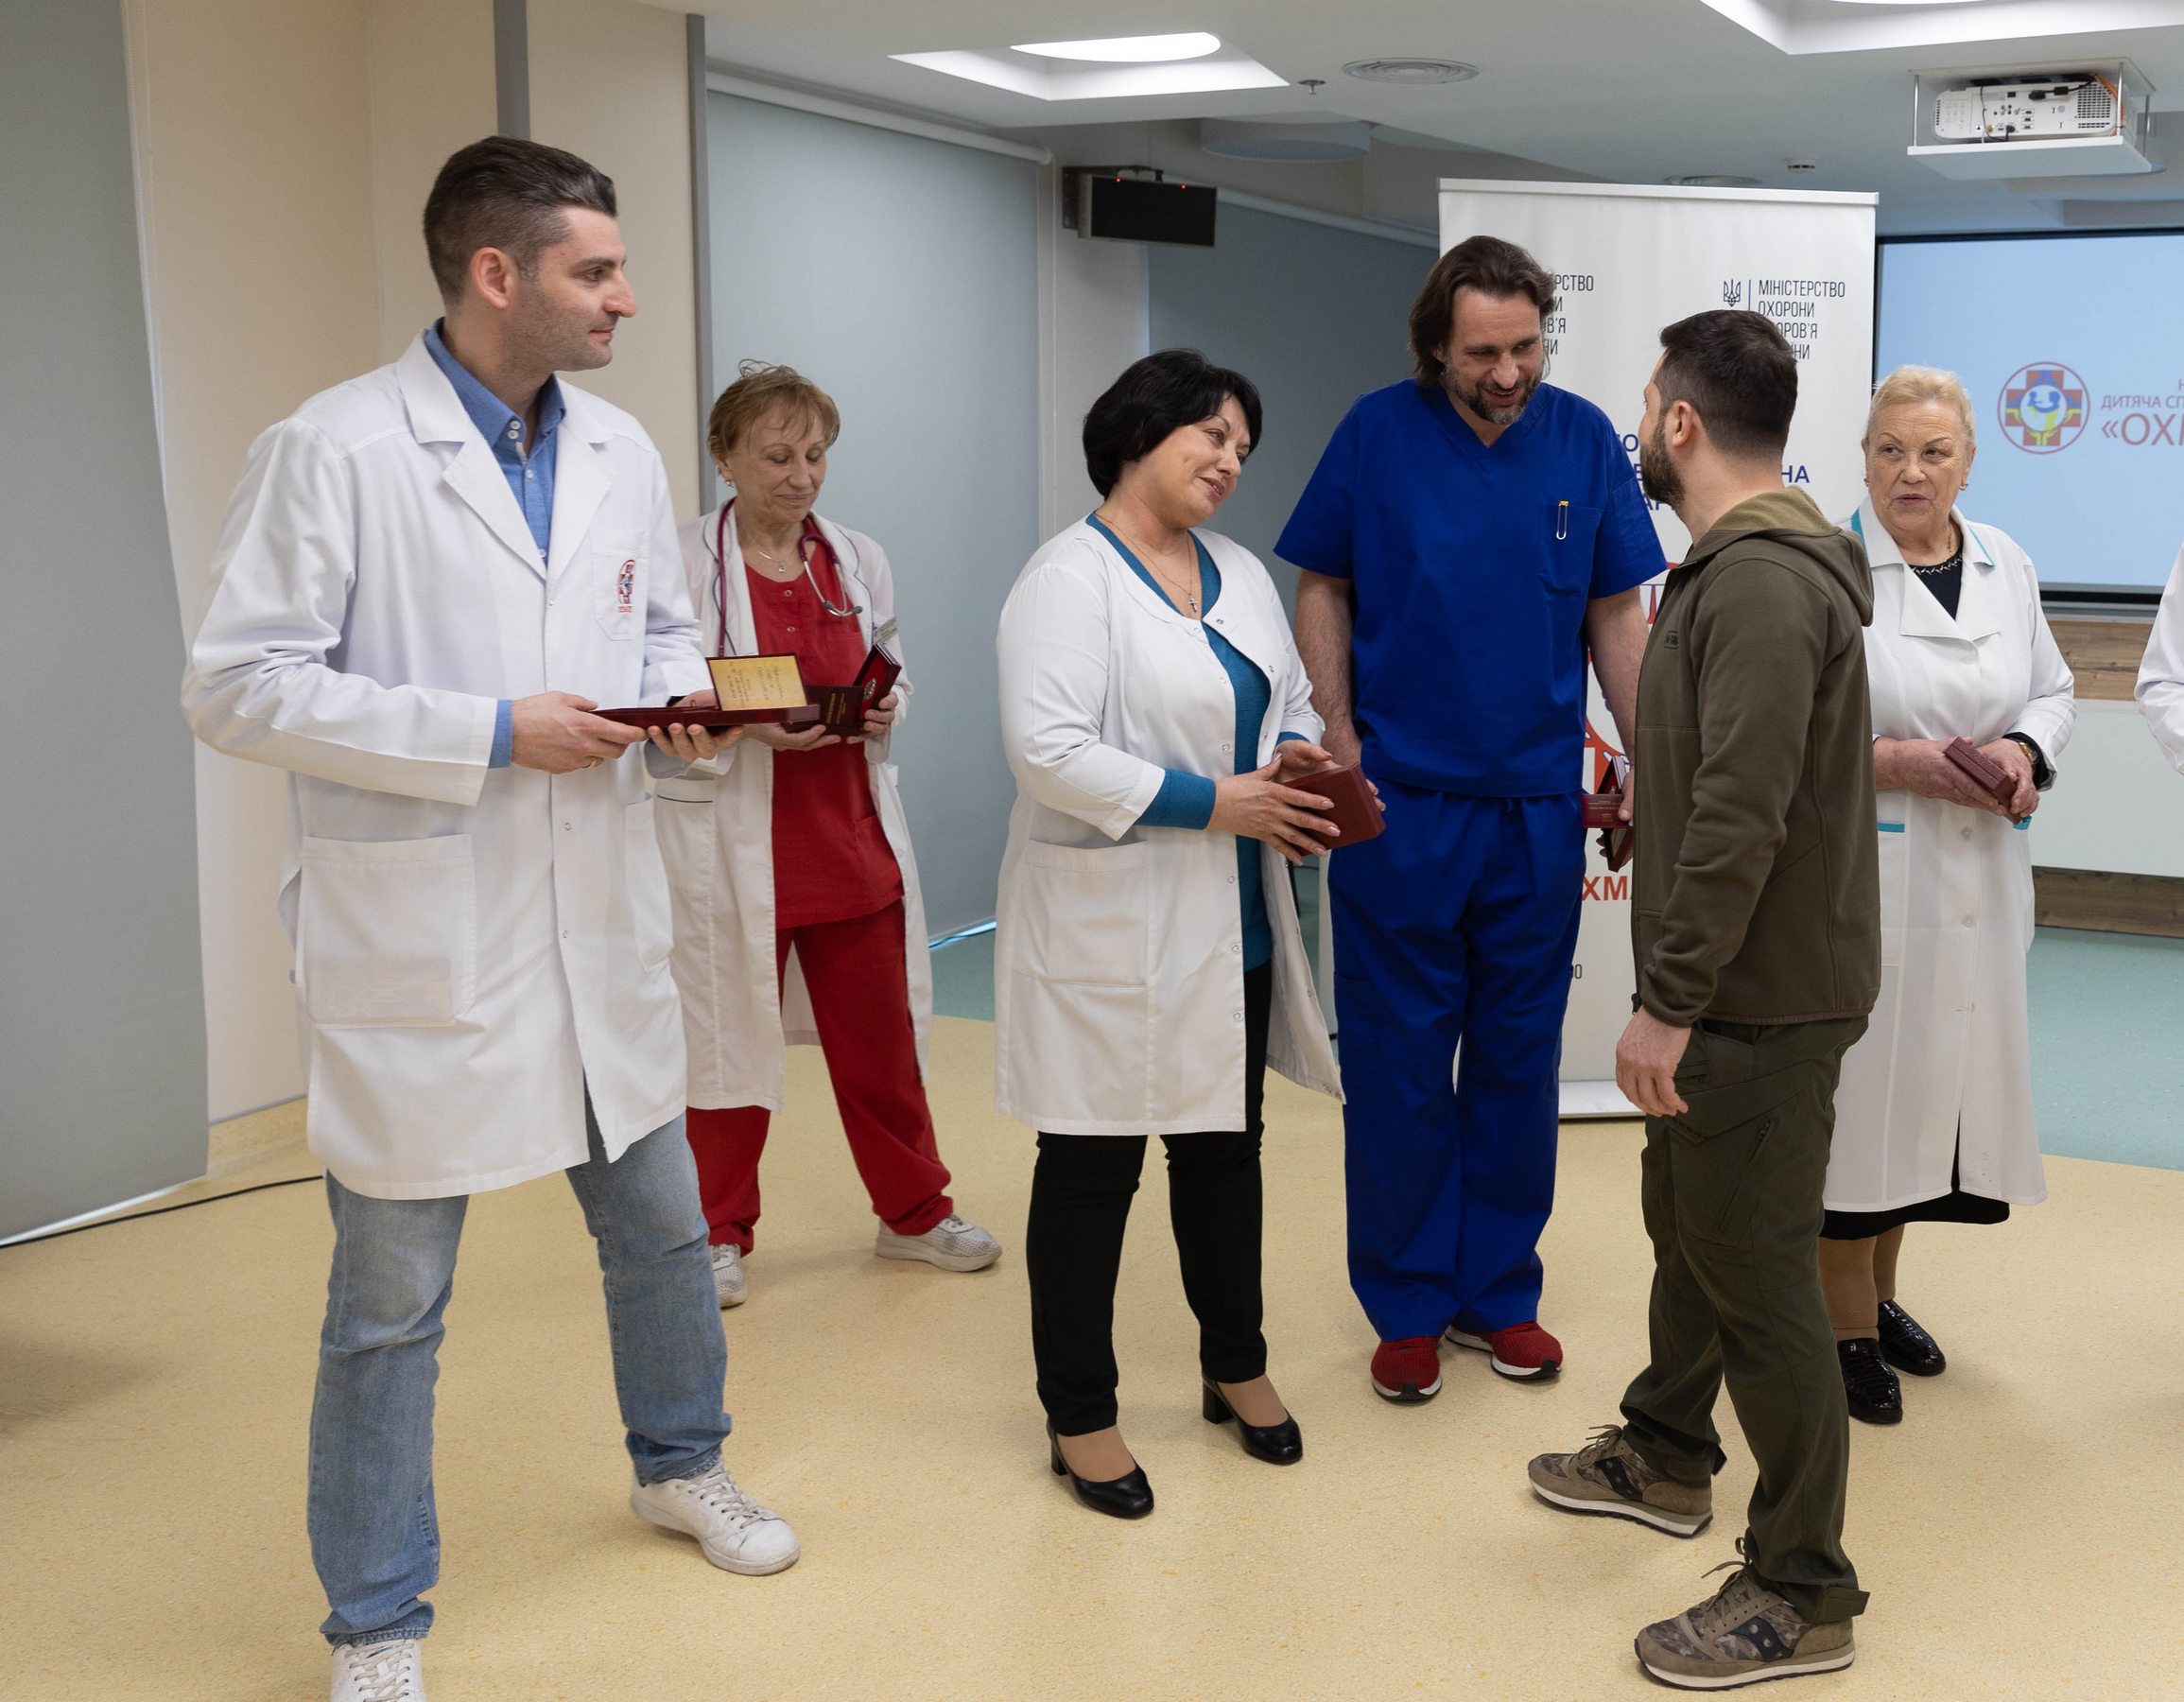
[652,362,999,1306]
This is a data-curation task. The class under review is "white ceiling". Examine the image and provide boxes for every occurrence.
[662,0,2184,234]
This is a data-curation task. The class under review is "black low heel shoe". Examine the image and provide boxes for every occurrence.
[1047,1423,1154,1519]
[1877,1300,1947,1377]
[1202,1381,1304,1466]
[1837,1337,1903,1426]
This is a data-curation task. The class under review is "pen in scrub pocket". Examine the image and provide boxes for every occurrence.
[1556,499,1569,541]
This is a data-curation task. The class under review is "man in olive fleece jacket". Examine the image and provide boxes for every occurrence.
[1528,311,1881,1693]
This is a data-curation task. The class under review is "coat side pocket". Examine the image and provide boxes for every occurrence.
[298,834,477,1026]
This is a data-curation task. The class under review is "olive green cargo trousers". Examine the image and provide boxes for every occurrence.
[1619,1016,1871,1624]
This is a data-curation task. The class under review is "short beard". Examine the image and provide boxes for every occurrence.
[1447,367,1539,427]
[509,287,611,376]
[1638,414,1683,509]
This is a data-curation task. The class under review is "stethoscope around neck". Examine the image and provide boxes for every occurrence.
[714,496,862,654]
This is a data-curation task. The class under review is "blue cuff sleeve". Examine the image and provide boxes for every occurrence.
[1276,731,1307,745]
[1135,769,1217,830]
[489,699,514,769]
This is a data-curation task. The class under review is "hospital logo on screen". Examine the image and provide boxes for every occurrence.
[1998,363,2088,454]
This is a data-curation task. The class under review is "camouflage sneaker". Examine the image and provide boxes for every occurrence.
[1636,1547,1856,1690]
[1528,1425,1712,1537]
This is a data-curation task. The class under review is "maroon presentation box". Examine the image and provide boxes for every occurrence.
[1584,790,1634,871]
[809,645,903,737]
[1288,763,1385,847]
[594,703,822,731]
[1944,737,2022,815]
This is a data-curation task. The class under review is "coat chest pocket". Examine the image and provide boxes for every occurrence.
[297,834,477,1025]
[594,530,643,641]
[1012,840,1152,987]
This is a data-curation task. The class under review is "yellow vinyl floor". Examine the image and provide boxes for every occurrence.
[3,1015,2179,1700]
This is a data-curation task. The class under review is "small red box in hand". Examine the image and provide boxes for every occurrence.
[808,645,902,738]
[1943,737,2021,816]
[1584,790,1634,872]
[1286,763,1385,847]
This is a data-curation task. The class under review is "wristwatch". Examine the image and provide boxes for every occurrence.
[2002,731,2054,791]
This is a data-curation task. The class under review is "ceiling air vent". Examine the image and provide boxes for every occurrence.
[1343,59,1480,85]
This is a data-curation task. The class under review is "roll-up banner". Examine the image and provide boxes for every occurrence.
[1435,180,1878,1116]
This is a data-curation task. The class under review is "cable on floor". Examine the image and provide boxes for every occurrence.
[2,1172,325,1249]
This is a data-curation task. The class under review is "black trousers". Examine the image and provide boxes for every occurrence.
[1028,963,1273,1436]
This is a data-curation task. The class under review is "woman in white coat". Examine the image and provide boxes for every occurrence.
[1823,365,2074,1423]
[997,351,1347,1519]
[654,362,998,1307]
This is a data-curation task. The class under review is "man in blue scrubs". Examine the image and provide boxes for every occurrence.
[1279,234,1659,1402]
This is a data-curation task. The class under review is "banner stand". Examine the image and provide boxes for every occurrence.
[1433,180,1879,1120]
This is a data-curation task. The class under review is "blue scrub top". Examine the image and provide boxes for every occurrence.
[1275,379,1661,798]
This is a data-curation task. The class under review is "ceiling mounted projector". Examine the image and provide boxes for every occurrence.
[1200,119,1373,163]
[1910,61,2156,179]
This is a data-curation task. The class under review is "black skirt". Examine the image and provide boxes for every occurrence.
[1820,1132,2009,1239]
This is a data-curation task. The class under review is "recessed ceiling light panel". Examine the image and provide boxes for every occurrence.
[1672,174,1762,187]
[1014,32,1222,62]
[895,41,1284,100]
[1343,59,1481,85]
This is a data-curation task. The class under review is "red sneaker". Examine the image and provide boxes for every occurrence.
[1445,1320,1563,1381]
[1370,1335,1444,1402]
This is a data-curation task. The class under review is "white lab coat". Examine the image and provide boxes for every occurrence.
[182,333,708,1200]
[993,520,1342,1136]
[2132,544,2184,773]
[1824,501,2074,1212]
[651,504,933,1110]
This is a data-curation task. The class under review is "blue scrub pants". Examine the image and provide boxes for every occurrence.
[1329,781,1584,1342]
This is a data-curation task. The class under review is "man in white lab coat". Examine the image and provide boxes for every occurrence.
[2136,545,2184,772]
[183,138,796,1702]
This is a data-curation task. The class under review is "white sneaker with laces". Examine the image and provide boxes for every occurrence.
[630,1461,800,1575]
[875,1212,1002,1272]
[710,1242,747,1308]
[329,1637,425,1702]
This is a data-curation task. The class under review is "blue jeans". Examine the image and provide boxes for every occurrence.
[307,1105,729,1645]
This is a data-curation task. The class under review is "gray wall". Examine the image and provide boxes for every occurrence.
[2,1,209,1237]
[1149,204,1428,608]
[705,93,1038,936]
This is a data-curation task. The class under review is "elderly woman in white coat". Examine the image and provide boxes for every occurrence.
[2134,543,2184,767]
[1823,365,2074,1424]
[652,362,998,1308]
[997,350,1347,1520]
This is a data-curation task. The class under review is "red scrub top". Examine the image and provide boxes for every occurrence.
[748,522,902,929]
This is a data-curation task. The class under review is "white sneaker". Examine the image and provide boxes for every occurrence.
[630,1461,800,1575]
[710,1242,747,1308]
[329,1637,425,1702]
[875,1212,1002,1272]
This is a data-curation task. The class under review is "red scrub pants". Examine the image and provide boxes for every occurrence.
[685,899,954,1252]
